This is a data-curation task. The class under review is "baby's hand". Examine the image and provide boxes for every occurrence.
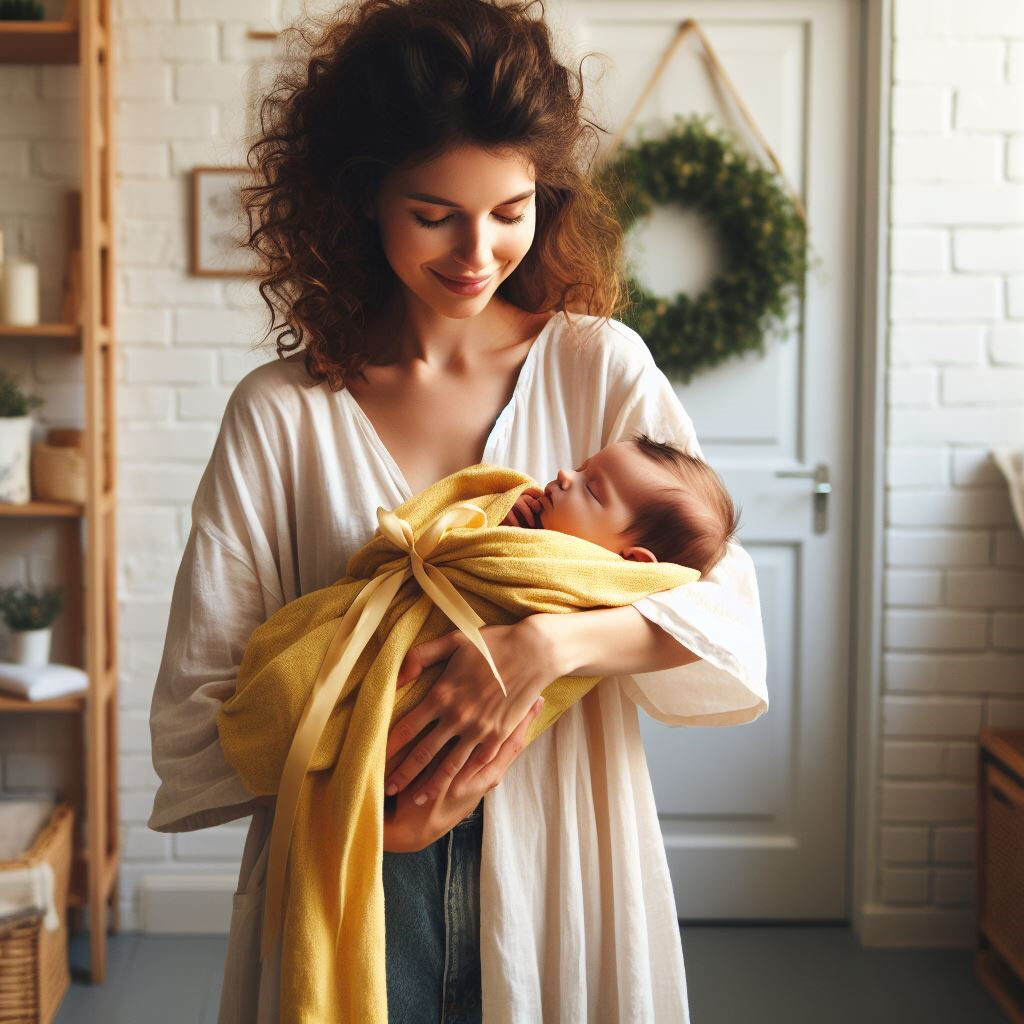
[501,487,545,529]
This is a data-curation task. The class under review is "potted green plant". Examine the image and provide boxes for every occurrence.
[0,369,44,504]
[0,584,64,666]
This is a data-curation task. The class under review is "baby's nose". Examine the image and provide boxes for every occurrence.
[556,468,572,488]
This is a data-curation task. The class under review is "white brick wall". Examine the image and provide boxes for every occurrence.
[880,0,1024,933]
[2,0,1023,939]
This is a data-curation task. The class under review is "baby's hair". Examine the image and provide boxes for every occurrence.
[240,0,629,391]
[623,432,741,577]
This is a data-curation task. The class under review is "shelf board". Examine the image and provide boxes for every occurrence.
[0,21,79,65]
[0,322,79,340]
[0,499,84,518]
[0,690,86,712]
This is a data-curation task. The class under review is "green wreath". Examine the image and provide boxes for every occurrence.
[596,114,810,383]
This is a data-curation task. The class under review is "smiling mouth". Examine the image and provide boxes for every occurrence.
[432,270,497,284]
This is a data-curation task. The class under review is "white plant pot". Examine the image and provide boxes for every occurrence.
[10,627,52,667]
[0,416,32,504]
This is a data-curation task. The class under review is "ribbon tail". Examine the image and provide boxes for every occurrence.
[411,558,508,698]
[260,567,407,963]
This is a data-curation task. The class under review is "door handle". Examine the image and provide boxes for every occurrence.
[774,463,831,534]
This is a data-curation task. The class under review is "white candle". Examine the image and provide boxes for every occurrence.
[2,261,40,326]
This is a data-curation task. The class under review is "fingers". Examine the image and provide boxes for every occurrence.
[396,630,463,688]
[511,495,542,528]
[385,720,451,796]
[502,489,546,529]
[449,697,544,799]
[406,735,478,806]
[386,703,442,762]
[482,697,544,788]
[524,492,543,526]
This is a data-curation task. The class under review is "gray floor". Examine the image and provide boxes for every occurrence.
[56,925,1010,1023]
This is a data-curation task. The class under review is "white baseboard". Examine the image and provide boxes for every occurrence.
[137,874,236,934]
[858,903,975,948]
[134,886,978,948]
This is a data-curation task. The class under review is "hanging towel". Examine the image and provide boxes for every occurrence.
[993,447,1024,540]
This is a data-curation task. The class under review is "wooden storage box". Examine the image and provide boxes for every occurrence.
[31,429,86,505]
[0,803,74,1024]
[977,728,1024,1023]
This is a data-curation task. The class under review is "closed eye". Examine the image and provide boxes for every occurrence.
[413,212,526,229]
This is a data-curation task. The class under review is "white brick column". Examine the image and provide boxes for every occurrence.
[874,0,1024,944]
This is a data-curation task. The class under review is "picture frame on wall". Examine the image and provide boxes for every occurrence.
[190,166,259,278]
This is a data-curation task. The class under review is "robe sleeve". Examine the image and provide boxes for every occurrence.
[147,374,289,833]
[600,323,769,727]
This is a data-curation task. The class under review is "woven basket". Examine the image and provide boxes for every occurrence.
[31,442,86,505]
[0,803,73,1024]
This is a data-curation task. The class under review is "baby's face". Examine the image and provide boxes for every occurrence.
[538,441,674,561]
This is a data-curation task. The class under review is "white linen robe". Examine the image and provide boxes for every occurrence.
[147,312,768,1023]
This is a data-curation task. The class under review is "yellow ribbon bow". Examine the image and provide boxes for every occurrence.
[260,500,507,962]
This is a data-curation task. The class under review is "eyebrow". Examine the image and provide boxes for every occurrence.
[404,189,536,209]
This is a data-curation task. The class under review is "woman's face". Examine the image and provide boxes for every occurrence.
[369,144,538,316]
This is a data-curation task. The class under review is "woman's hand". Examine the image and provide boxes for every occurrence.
[247,707,542,855]
[384,616,559,807]
[382,695,543,852]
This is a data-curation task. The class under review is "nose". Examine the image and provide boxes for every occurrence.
[452,217,496,272]
[556,468,572,489]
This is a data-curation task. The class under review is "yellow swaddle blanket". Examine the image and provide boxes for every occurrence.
[216,463,699,1023]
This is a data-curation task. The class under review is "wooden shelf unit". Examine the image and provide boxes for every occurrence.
[0,0,120,987]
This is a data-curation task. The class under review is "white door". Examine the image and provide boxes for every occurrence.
[555,0,860,918]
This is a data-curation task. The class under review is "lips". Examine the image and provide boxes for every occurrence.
[436,272,493,282]
[429,268,497,296]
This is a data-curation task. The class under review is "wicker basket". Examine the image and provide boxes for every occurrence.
[0,803,74,1024]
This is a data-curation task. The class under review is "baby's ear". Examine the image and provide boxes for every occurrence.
[620,545,658,563]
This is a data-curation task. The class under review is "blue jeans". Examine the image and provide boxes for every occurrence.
[381,798,484,1023]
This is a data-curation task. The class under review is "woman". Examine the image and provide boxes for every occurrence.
[147,1,768,1021]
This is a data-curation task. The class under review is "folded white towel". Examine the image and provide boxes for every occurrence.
[0,862,59,931]
[0,662,88,702]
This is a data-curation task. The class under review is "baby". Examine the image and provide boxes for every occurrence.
[501,432,740,578]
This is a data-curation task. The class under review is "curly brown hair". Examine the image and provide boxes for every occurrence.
[241,0,628,391]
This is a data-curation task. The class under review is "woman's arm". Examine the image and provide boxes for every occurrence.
[148,378,289,834]
[381,605,694,811]
[527,605,701,678]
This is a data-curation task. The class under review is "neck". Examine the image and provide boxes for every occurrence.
[367,290,527,371]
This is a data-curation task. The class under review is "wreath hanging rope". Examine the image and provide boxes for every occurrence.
[594,20,811,383]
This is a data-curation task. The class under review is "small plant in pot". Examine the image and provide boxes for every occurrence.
[0,370,45,504]
[0,583,64,667]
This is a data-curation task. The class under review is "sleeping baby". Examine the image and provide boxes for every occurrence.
[501,431,740,578]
